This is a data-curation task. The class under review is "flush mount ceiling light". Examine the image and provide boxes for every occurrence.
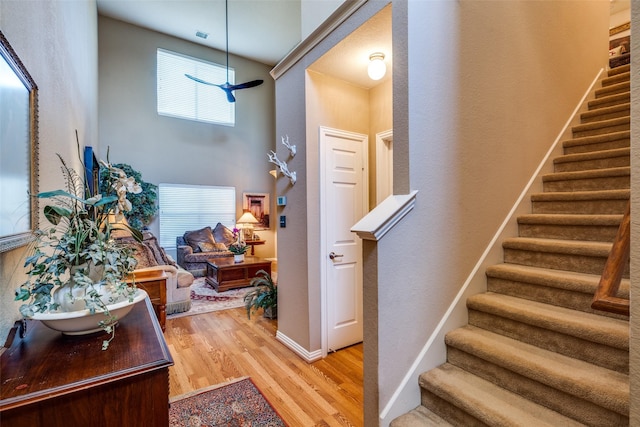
[368,52,386,81]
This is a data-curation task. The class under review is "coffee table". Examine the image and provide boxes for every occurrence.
[205,256,272,292]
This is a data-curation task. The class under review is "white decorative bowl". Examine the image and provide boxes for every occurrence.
[30,289,148,335]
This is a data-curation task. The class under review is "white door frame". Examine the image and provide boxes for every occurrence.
[375,129,394,205]
[319,126,369,356]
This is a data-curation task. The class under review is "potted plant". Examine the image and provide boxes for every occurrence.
[244,269,277,319]
[99,163,157,231]
[228,227,250,262]
[14,140,145,349]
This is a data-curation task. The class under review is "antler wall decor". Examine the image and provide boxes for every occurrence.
[268,150,296,185]
[281,135,296,157]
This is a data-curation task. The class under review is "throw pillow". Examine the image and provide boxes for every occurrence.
[123,242,158,269]
[213,222,236,246]
[197,241,228,252]
[183,226,216,253]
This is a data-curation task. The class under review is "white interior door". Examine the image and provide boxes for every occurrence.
[320,126,368,352]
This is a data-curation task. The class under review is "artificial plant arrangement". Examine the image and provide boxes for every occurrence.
[244,269,278,319]
[228,227,250,255]
[99,163,157,231]
[15,137,144,349]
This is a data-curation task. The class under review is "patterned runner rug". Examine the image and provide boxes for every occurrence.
[168,278,247,319]
[169,377,286,426]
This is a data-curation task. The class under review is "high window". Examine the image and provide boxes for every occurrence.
[157,48,235,126]
[159,184,236,251]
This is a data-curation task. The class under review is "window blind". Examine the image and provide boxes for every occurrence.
[159,183,236,250]
[157,48,235,126]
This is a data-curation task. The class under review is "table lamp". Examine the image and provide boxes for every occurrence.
[237,210,259,241]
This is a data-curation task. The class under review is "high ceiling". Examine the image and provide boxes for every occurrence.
[96,0,302,67]
[96,0,393,89]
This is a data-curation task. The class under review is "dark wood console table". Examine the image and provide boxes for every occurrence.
[0,299,173,427]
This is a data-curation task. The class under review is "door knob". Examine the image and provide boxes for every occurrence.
[329,252,344,260]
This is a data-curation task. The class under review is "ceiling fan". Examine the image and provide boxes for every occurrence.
[185,0,263,103]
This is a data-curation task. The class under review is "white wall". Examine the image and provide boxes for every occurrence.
[98,16,277,257]
[0,0,99,345]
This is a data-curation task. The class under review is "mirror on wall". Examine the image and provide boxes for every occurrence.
[0,31,39,252]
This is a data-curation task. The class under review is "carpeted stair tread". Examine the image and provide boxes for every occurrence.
[419,364,586,427]
[601,71,630,87]
[467,292,628,349]
[486,263,629,299]
[542,166,629,184]
[587,92,630,111]
[607,63,630,76]
[390,406,454,427]
[553,147,629,172]
[503,237,611,256]
[530,189,629,215]
[531,188,629,201]
[445,326,629,415]
[562,130,629,153]
[517,213,622,227]
[594,81,630,98]
[580,102,629,123]
[571,116,629,137]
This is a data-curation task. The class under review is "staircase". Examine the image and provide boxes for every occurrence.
[391,64,631,426]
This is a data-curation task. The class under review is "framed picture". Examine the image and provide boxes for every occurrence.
[243,192,270,230]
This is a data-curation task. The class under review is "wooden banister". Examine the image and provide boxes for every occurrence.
[591,201,630,316]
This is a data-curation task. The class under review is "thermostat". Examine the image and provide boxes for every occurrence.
[277,196,287,206]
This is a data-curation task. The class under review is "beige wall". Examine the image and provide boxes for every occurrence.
[98,16,277,257]
[0,0,99,345]
[378,0,611,423]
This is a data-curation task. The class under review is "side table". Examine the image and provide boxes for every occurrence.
[126,270,167,331]
[245,239,265,255]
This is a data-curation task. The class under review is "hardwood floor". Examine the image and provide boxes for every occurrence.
[164,307,364,426]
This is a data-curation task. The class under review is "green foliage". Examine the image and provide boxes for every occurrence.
[244,270,277,319]
[99,163,158,231]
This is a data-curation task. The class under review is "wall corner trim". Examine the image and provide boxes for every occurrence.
[351,191,418,241]
[276,330,323,362]
[270,0,368,80]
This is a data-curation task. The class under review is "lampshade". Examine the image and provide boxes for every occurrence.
[237,211,259,224]
[368,52,386,81]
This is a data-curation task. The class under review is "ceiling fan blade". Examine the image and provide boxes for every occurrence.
[185,74,221,87]
[225,90,236,103]
[230,79,264,91]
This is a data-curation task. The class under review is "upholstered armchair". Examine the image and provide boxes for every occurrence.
[115,231,195,314]
[176,224,234,277]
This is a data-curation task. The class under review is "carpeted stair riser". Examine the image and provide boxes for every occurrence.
[562,130,630,154]
[389,405,455,427]
[444,327,629,424]
[466,293,628,373]
[530,189,629,215]
[542,166,629,192]
[588,91,630,109]
[443,347,628,426]
[594,81,630,98]
[601,71,630,87]
[502,237,629,278]
[571,116,630,138]
[517,214,622,241]
[608,64,630,76]
[486,264,629,317]
[554,148,630,172]
[581,103,630,123]
[418,364,585,427]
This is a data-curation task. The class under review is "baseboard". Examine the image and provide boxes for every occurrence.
[275,330,323,363]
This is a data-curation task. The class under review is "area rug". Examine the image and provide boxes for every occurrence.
[168,278,247,319]
[169,377,287,426]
